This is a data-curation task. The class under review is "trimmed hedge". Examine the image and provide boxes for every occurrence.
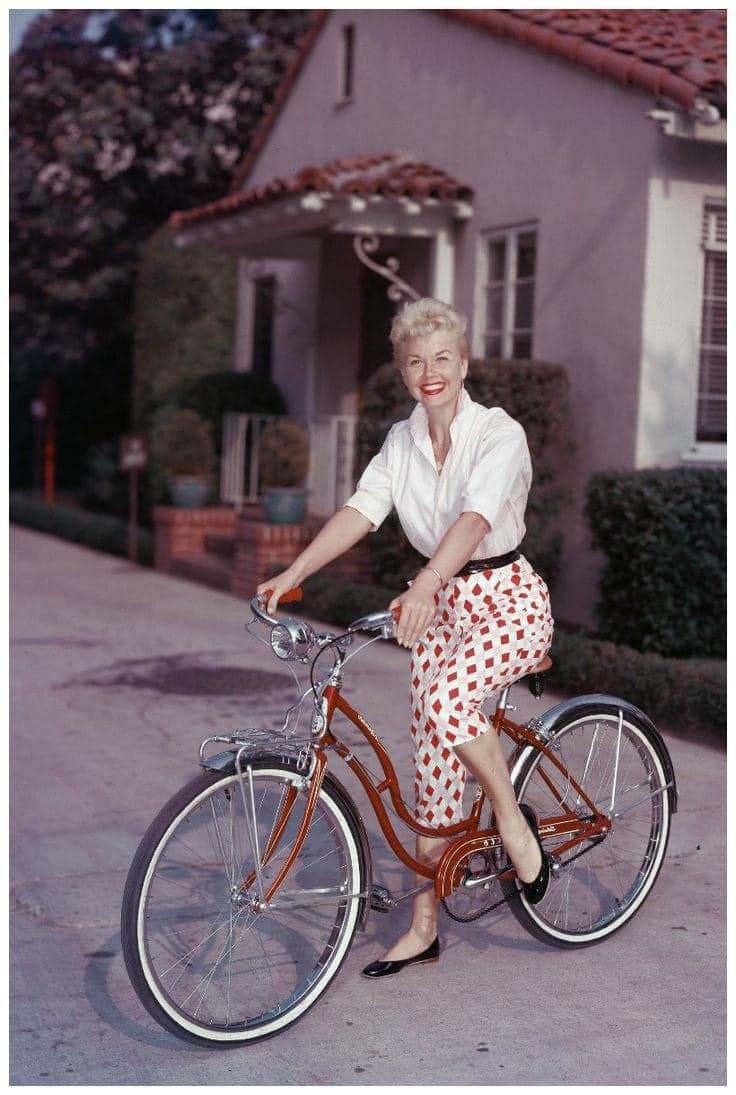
[286,577,724,741]
[586,468,725,658]
[10,493,154,565]
[548,628,725,741]
[356,358,572,590]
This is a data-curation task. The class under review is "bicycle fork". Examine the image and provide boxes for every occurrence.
[234,746,328,911]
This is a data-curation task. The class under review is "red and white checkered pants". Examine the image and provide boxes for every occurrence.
[410,556,553,829]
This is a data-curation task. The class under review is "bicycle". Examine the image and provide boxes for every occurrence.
[121,588,677,1046]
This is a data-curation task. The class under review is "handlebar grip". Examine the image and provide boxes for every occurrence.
[277,587,303,605]
[261,586,304,606]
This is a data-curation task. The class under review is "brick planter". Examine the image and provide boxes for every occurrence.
[231,513,373,599]
[153,505,373,600]
[153,506,237,572]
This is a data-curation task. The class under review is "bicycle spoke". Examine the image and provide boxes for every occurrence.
[514,710,672,944]
[124,764,364,1041]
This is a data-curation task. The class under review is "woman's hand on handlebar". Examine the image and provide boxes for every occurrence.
[256,569,301,616]
[388,571,440,649]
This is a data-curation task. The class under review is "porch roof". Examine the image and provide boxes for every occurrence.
[170,153,474,252]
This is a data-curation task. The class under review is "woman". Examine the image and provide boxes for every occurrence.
[257,297,554,978]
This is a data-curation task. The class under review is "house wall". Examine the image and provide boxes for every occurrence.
[637,138,726,467]
[240,10,724,625]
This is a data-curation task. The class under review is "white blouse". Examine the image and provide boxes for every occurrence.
[345,388,531,559]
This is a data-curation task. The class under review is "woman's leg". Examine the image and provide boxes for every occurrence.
[454,731,541,883]
[380,833,447,962]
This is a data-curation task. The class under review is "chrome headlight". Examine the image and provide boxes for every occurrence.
[269,619,315,661]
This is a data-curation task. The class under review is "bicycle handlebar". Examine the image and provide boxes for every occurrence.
[250,587,303,627]
[250,590,396,637]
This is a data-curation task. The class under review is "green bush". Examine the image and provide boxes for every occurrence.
[79,440,129,518]
[152,408,215,479]
[586,468,725,658]
[132,224,238,428]
[357,358,572,589]
[285,573,397,630]
[549,628,725,741]
[168,370,286,451]
[259,419,310,488]
[10,493,154,565]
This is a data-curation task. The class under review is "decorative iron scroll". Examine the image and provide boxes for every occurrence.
[352,234,421,303]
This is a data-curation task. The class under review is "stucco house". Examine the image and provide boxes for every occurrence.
[170,8,726,626]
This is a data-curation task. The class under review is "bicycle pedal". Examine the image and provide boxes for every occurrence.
[370,884,395,912]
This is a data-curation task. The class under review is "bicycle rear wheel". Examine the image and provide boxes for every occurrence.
[121,758,367,1045]
[508,704,673,947]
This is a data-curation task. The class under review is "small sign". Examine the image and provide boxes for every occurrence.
[120,435,148,472]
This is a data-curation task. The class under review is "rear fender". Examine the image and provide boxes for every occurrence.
[509,694,678,814]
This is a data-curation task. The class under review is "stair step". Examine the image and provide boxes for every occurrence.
[171,553,233,592]
[203,532,237,558]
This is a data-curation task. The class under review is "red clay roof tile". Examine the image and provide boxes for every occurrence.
[445,9,725,111]
[170,154,473,230]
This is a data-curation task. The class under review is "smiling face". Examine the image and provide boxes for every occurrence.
[397,330,468,413]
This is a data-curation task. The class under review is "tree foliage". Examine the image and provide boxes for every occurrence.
[10,8,313,484]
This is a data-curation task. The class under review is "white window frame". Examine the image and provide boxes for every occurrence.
[682,200,726,462]
[474,223,537,360]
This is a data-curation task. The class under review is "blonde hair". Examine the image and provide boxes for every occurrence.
[390,297,468,358]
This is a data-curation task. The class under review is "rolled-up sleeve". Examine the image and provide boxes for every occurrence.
[344,428,395,531]
[460,418,531,530]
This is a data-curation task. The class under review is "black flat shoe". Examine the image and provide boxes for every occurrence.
[518,803,550,905]
[361,936,440,978]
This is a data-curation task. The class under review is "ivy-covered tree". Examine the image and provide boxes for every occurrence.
[10,8,312,487]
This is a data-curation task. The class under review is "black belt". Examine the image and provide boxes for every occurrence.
[457,550,520,577]
[423,549,520,579]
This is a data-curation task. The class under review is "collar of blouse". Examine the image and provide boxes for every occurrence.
[408,386,474,441]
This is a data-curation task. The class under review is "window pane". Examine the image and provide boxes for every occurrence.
[252,276,275,379]
[697,396,726,442]
[699,348,726,395]
[701,299,726,345]
[697,248,727,442]
[486,286,504,329]
[489,240,506,282]
[703,253,726,297]
[512,333,532,359]
[485,334,502,358]
[514,281,534,329]
[517,232,536,278]
[340,25,355,99]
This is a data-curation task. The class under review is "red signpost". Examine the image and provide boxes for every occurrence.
[119,435,148,563]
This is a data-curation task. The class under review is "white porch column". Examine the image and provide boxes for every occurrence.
[430,228,454,303]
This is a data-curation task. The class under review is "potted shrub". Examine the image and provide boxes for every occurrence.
[155,408,215,508]
[258,418,310,524]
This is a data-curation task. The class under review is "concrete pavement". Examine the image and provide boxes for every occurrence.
[10,526,726,1085]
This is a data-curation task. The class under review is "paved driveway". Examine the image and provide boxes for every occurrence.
[10,527,726,1085]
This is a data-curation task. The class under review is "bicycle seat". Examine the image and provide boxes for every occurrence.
[526,654,552,698]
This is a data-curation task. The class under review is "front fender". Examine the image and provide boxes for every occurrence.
[509,694,678,814]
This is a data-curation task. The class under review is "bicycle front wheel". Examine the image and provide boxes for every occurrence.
[121,758,367,1045]
[509,704,673,947]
